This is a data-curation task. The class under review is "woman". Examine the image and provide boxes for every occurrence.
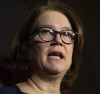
[0,0,84,94]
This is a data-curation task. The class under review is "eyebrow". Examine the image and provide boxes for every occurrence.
[38,25,72,30]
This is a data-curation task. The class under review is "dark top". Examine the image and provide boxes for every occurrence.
[0,86,27,94]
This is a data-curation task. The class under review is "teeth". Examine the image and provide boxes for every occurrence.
[48,52,64,59]
[48,56,60,59]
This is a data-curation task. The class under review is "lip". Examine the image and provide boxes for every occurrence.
[47,50,65,59]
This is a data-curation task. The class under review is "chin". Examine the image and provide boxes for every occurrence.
[44,67,66,75]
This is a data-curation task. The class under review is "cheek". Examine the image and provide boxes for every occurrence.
[35,43,50,71]
[29,43,48,67]
[65,44,74,63]
[66,44,74,55]
[36,43,50,59]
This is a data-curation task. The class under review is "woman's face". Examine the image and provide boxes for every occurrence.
[32,11,74,76]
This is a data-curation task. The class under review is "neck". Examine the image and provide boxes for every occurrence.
[27,74,62,94]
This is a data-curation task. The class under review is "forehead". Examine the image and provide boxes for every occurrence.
[36,11,72,30]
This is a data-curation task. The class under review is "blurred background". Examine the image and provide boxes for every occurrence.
[0,0,100,94]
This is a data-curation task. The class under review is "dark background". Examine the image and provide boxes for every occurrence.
[0,0,100,94]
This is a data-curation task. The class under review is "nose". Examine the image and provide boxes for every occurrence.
[52,34,63,45]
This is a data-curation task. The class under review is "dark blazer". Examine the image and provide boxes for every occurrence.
[0,86,26,94]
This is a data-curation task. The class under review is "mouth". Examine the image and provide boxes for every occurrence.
[47,51,64,59]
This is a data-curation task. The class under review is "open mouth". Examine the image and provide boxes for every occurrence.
[48,51,64,59]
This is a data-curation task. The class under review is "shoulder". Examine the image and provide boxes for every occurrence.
[0,86,24,94]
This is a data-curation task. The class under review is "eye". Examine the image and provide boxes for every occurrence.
[38,28,54,41]
[65,31,74,36]
[61,31,69,36]
[40,28,50,33]
[39,28,54,35]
